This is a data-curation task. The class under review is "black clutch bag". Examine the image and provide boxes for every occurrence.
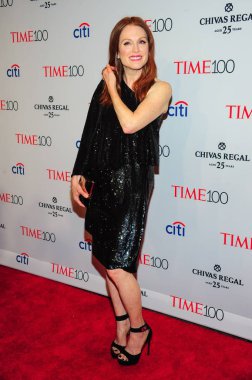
[79,177,95,208]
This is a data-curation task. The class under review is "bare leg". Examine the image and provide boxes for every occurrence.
[107,269,149,358]
[106,274,127,316]
[106,274,130,348]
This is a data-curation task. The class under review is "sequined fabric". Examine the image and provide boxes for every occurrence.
[72,80,162,273]
[71,80,163,177]
[85,164,154,273]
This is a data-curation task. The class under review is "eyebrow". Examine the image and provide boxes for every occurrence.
[120,36,148,43]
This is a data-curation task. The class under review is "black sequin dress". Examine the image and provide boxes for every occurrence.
[72,80,163,273]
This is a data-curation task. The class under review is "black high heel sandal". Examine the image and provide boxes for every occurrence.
[117,322,152,366]
[111,313,129,359]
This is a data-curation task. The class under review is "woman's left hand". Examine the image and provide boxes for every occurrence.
[102,64,117,93]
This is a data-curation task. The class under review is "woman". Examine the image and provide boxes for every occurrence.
[71,16,171,366]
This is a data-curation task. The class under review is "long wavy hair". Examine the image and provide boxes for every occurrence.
[100,16,157,105]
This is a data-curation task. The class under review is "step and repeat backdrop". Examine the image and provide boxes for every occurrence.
[1,0,252,340]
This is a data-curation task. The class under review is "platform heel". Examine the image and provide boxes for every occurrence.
[117,322,152,365]
[111,313,129,358]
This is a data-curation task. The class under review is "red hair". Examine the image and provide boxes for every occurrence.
[100,16,157,105]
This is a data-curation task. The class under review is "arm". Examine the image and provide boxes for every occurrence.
[103,65,172,134]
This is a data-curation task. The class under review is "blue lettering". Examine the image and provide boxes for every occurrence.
[166,223,185,237]
[7,68,20,77]
[12,166,24,175]
[79,241,92,251]
[166,225,173,234]
[168,106,175,117]
[73,26,90,39]
[16,254,29,265]
[73,28,80,38]
[168,103,188,117]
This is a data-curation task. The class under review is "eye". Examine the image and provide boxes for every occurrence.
[139,39,147,44]
[123,41,130,46]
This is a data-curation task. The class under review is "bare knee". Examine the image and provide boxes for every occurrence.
[106,268,129,284]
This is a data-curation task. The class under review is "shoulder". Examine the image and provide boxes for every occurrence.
[148,80,172,98]
[154,79,172,94]
[145,80,172,114]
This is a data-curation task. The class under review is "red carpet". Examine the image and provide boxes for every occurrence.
[1,265,252,380]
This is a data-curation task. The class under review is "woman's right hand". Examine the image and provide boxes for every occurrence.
[71,175,89,207]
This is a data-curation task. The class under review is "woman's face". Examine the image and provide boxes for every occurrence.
[118,24,149,72]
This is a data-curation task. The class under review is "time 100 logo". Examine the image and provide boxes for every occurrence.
[0,0,13,7]
[145,18,173,32]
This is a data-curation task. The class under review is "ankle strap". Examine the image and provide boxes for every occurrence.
[130,323,149,333]
[115,313,129,322]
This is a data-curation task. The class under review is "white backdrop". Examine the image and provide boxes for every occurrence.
[1,0,252,341]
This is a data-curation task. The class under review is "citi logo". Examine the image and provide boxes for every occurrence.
[73,22,90,38]
[168,100,188,117]
[7,64,20,77]
[47,169,71,182]
[226,105,252,119]
[79,240,92,251]
[166,221,186,237]
[16,252,29,265]
[12,162,25,175]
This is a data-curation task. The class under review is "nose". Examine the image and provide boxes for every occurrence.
[132,42,140,53]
